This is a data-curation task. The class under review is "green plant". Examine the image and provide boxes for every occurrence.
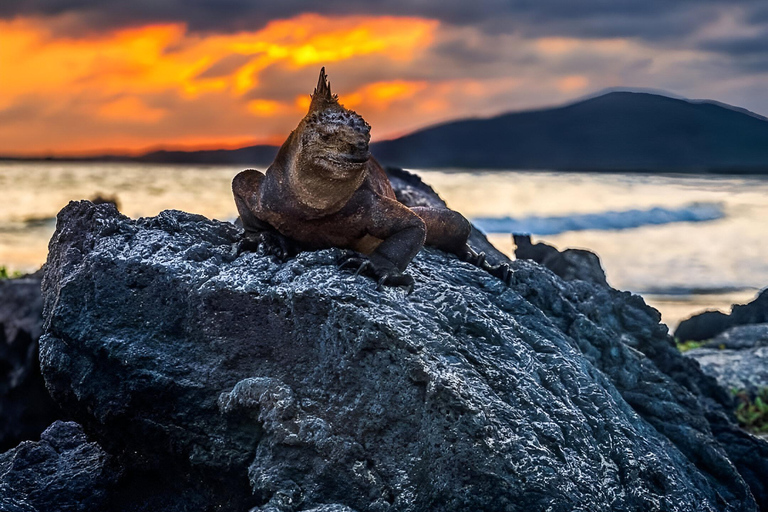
[676,339,705,352]
[732,388,768,434]
[0,266,23,280]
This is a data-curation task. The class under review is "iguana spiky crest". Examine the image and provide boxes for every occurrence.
[309,66,339,111]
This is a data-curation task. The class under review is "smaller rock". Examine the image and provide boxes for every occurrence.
[0,421,115,512]
[513,234,609,287]
[676,311,732,342]
[686,345,768,395]
[0,270,44,342]
[686,323,768,395]
[0,270,60,452]
[89,193,120,211]
[676,289,768,342]
[705,323,768,350]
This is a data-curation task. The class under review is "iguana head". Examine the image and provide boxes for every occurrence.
[295,67,371,181]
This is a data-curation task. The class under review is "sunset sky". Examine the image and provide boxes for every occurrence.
[2,1,767,156]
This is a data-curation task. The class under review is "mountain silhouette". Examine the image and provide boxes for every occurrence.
[372,91,768,172]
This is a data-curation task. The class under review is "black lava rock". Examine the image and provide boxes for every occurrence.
[0,270,60,452]
[686,324,768,395]
[676,289,768,342]
[0,421,115,512]
[17,198,764,511]
[513,234,609,287]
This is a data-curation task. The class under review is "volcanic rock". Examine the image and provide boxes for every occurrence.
[686,324,768,394]
[0,421,115,512]
[513,234,609,287]
[708,323,768,351]
[18,198,765,511]
[0,270,59,451]
[676,289,768,342]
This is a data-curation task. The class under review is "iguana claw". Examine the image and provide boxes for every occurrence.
[489,262,511,284]
[338,253,415,293]
[338,256,371,276]
[375,272,415,294]
[462,248,512,285]
[237,230,294,260]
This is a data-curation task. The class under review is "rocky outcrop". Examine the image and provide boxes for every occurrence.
[510,237,768,508]
[0,270,59,452]
[686,324,768,394]
[513,234,609,287]
[708,324,768,350]
[676,289,768,342]
[0,196,755,511]
[0,421,115,512]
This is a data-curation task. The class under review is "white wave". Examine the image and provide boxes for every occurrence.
[472,202,725,235]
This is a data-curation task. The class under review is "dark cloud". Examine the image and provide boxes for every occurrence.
[700,32,768,56]
[6,0,768,83]
[1,0,765,45]
[695,28,768,71]
[516,7,720,41]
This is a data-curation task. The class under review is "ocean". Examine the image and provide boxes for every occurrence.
[2,161,766,331]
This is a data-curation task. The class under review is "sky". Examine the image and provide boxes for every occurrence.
[2,1,768,156]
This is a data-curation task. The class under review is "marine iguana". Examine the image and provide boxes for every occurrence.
[232,67,509,291]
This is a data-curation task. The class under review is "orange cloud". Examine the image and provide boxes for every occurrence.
[246,99,292,117]
[0,14,438,155]
[535,37,582,55]
[535,36,629,56]
[343,80,429,111]
[98,97,168,122]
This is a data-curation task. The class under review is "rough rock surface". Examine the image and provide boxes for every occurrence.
[513,234,609,287]
[0,270,59,451]
[0,421,115,512]
[686,324,768,394]
[676,289,768,342]
[18,198,766,511]
[708,323,768,351]
[687,346,768,395]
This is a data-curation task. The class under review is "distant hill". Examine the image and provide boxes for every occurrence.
[372,91,768,172]
[133,145,278,166]
[0,145,280,167]
[5,91,768,172]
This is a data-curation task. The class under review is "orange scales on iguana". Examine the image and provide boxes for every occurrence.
[232,68,510,291]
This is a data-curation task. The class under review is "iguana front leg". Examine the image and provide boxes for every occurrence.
[232,169,297,260]
[340,193,426,291]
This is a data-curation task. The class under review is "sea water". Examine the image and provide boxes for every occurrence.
[2,161,766,330]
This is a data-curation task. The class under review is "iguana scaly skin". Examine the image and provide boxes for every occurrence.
[233,68,509,290]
